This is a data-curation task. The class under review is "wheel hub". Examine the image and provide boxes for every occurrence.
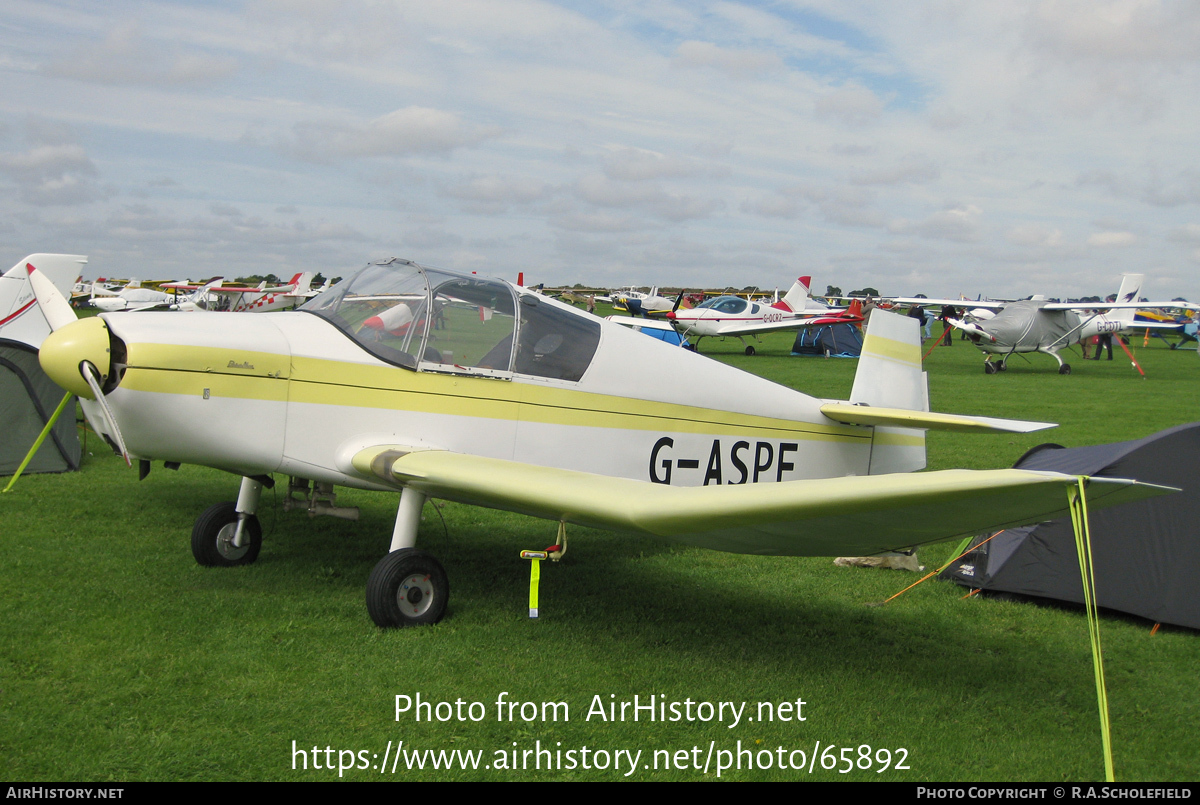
[397,574,434,617]
[215,522,251,561]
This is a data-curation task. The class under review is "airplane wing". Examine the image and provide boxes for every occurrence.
[605,315,678,331]
[891,298,1007,309]
[1041,301,1200,311]
[349,447,1173,557]
[704,314,860,338]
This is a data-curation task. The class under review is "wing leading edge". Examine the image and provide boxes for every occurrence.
[351,447,1174,557]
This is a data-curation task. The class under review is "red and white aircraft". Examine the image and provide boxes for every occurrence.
[160,272,325,312]
[666,276,863,354]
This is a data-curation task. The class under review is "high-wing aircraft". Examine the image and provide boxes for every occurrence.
[666,276,863,354]
[31,258,1171,627]
[89,280,176,312]
[0,254,87,348]
[896,275,1199,374]
[160,272,324,312]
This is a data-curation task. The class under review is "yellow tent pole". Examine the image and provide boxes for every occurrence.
[1068,478,1115,782]
[3,392,73,494]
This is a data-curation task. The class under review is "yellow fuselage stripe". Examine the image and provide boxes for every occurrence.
[120,347,873,442]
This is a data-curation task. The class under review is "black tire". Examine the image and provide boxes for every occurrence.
[366,549,449,627]
[744,345,756,356]
[997,361,1007,371]
[191,501,262,567]
[1059,363,1072,375]
[984,361,998,374]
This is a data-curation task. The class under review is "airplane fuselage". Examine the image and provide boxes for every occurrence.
[86,301,916,493]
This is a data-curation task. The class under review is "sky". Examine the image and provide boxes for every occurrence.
[1,0,1198,300]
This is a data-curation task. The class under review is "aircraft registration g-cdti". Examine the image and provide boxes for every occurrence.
[897,274,1200,375]
[32,257,1172,627]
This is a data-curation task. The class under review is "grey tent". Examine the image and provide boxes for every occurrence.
[940,422,1200,629]
[791,323,863,357]
[1,339,80,475]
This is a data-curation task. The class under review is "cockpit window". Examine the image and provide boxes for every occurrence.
[514,295,600,382]
[695,295,748,314]
[302,259,600,383]
[421,269,517,373]
[300,259,430,369]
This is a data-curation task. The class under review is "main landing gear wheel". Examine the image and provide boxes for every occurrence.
[744,345,756,356]
[984,361,999,374]
[997,362,1007,371]
[191,501,262,567]
[366,548,449,627]
[1059,363,1072,375]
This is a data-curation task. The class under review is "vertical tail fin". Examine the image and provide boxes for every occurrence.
[849,309,928,474]
[1109,274,1143,326]
[773,276,812,312]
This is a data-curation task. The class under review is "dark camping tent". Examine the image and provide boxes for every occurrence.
[940,422,1200,629]
[1,339,80,475]
[791,323,863,357]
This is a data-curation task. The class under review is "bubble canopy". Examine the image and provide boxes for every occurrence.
[301,258,600,382]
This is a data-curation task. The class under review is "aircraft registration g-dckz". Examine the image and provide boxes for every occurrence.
[30,257,1171,627]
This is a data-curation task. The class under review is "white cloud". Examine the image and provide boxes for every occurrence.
[672,40,784,77]
[1006,223,1063,247]
[0,144,104,206]
[602,147,706,182]
[1087,230,1136,247]
[891,205,983,243]
[814,84,885,127]
[40,23,237,86]
[851,158,940,186]
[285,108,500,162]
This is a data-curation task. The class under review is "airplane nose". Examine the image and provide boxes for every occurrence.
[39,316,113,399]
[666,310,676,320]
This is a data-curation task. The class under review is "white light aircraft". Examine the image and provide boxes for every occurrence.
[896,275,1199,374]
[31,258,1171,627]
[160,272,324,312]
[666,276,863,355]
[89,279,175,312]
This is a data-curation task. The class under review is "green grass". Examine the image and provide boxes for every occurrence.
[2,327,1198,781]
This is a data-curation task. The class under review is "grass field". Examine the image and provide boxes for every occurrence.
[3,319,1198,782]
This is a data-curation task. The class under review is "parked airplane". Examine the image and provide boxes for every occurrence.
[896,275,1199,374]
[31,258,1169,627]
[160,272,324,312]
[666,277,862,354]
[613,286,678,317]
[0,254,87,348]
[89,280,175,312]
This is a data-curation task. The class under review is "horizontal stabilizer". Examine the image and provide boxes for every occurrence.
[819,403,1055,434]
[352,447,1173,557]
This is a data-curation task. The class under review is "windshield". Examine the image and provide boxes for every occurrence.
[694,295,748,314]
[301,258,599,382]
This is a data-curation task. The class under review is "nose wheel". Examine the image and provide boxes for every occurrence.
[192,501,262,566]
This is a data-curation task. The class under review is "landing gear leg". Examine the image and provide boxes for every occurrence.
[366,487,448,627]
[192,476,265,567]
[1047,350,1071,375]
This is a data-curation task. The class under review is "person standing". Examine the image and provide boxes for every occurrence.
[939,304,956,346]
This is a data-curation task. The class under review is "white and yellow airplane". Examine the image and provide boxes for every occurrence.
[30,257,1171,627]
